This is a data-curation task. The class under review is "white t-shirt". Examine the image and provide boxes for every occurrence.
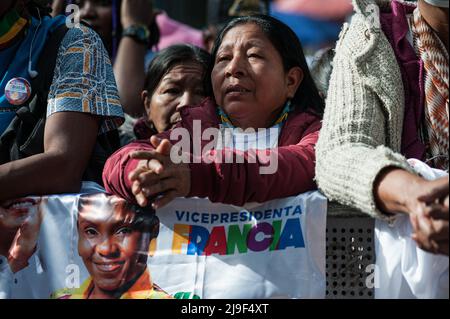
[216,125,281,152]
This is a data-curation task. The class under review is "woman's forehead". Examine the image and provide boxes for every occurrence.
[163,63,205,78]
[222,22,269,44]
[78,200,135,225]
[158,63,205,86]
[219,23,269,50]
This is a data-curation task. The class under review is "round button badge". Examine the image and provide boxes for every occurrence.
[4,77,32,105]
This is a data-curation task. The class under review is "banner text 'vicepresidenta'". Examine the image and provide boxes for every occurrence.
[154,205,305,256]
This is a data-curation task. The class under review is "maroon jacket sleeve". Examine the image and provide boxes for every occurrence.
[103,115,321,206]
[102,140,153,203]
[188,118,322,206]
[103,124,175,203]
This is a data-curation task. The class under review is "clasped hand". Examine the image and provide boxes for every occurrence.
[128,136,191,209]
[409,177,449,256]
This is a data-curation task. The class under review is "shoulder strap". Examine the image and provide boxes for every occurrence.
[0,24,120,186]
[0,24,68,162]
[29,24,69,118]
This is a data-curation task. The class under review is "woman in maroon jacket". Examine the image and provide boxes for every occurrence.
[103,15,325,209]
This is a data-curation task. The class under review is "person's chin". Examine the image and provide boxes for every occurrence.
[95,279,124,293]
[223,104,253,120]
[93,276,125,293]
[91,262,127,290]
[223,93,251,105]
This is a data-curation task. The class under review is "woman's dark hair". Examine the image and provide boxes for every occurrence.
[207,14,325,116]
[124,202,160,238]
[143,44,211,98]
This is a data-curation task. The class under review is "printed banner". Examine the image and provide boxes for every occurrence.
[0,182,327,299]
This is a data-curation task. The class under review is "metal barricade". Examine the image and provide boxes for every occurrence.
[326,202,375,299]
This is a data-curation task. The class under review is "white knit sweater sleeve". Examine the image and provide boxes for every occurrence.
[315,14,415,221]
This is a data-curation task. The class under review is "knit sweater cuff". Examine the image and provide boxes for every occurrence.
[317,145,416,222]
[357,146,416,222]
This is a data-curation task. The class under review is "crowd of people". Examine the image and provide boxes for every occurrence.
[0,0,448,298]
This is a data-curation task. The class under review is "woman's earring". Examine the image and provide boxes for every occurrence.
[286,99,293,110]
